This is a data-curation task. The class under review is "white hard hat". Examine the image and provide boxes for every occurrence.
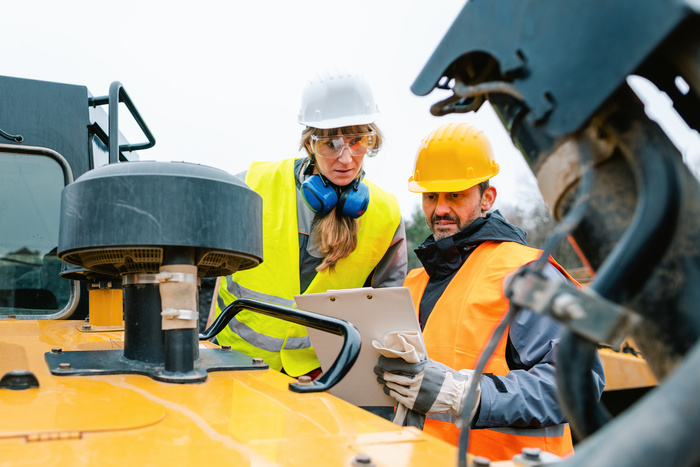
[298,68,380,129]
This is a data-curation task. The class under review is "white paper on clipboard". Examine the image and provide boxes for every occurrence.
[294,286,424,407]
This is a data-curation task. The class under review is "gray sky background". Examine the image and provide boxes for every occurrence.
[4,0,700,219]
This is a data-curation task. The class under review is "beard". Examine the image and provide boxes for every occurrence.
[430,214,463,241]
[429,213,480,240]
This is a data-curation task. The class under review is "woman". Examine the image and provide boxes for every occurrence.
[213,69,407,377]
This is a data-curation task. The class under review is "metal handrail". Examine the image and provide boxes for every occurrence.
[89,81,156,163]
[200,297,362,393]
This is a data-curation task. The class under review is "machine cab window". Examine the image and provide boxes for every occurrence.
[0,148,75,318]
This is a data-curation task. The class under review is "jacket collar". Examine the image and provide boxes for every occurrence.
[415,210,527,280]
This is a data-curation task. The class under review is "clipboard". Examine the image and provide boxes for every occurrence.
[294,287,424,407]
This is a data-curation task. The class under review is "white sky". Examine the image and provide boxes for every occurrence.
[4,0,700,219]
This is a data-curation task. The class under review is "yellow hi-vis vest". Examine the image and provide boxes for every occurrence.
[215,157,402,377]
[404,241,576,461]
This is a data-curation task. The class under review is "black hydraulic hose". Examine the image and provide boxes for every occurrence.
[590,93,681,304]
[557,338,700,467]
[200,297,361,394]
[457,304,520,467]
[558,86,682,441]
[556,331,611,441]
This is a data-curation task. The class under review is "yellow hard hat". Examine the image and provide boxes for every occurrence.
[408,123,500,193]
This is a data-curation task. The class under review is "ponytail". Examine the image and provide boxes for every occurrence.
[312,210,359,273]
[300,123,383,272]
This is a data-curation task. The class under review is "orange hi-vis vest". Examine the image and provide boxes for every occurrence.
[403,241,575,461]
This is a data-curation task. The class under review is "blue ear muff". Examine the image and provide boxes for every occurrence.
[301,174,339,215]
[337,178,370,218]
[300,171,370,218]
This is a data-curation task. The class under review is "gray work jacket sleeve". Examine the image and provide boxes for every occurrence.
[367,218,408,288]
[474,265,606,428]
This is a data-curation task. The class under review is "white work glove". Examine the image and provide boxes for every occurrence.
[372,332,427,427]
[373,356,481,422]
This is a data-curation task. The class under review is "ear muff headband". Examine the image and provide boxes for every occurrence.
[300,171,370,218]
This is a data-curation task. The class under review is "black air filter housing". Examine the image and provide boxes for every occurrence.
[58,161,263,277]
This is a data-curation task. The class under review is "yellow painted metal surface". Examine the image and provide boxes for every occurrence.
[564,269,658,391]
[88,289,124,327]
[598,346,658,391]
[0,319,458,466]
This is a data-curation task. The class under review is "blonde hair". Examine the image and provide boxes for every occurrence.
[300,124,383,273]
[312,213,359,272]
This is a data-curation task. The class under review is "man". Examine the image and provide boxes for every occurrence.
[374,122,605,461]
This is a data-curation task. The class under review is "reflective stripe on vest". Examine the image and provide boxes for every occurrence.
[222,281,295,308]
[214,157,401,376]
[227,315,312,352]
[423,418,573,459]
[426,413,567,437]
[405,241,576,460]
[488,424,567,437]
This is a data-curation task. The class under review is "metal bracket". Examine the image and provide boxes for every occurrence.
[122,272,198,286]
[506,268,641,350]
[161,308,198,320]
[45,347,267,384]
[155,272,198,283]
[512,447,563,466]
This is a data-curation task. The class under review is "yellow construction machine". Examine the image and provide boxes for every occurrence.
[4,0,694,464]
[0,72,660,467]
[0,75,457,466]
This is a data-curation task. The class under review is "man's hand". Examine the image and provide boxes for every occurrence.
[374,356,480,420]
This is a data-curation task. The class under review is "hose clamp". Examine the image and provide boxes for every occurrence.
[161,308,199,321]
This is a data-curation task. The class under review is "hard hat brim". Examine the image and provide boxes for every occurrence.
[408,174,496,193]
[299,113,379,130]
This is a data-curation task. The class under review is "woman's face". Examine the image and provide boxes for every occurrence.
[310,131,369,186]
[314,151,363,187]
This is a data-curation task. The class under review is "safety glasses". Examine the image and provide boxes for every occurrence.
[310,132,377,159]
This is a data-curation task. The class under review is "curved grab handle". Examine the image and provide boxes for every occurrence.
[89,81,156,163]
[200,297,361,393]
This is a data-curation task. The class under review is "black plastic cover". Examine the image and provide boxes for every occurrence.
[58,161,263,277]
[411,0,693,137]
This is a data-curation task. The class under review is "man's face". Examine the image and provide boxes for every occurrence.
[422,185,495,240]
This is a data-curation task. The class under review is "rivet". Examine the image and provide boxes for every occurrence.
[51,348,63,354]
[58,363,71,370]
[472,456,491,467]
[221,345,231,351]
[252,358,264,365]
[522,447,541,460]
[351,453,375,466]
[296,375,314,386]
[366,294,373,299]
[551,293,586,320]
[330,296,336,302]
[81,324,92,331]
